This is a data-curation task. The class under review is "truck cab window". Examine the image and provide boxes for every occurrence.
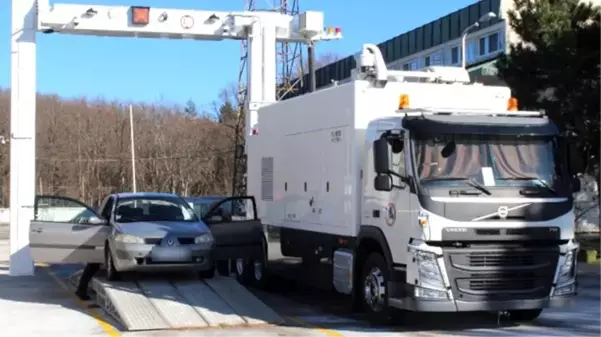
[390,135,406,177]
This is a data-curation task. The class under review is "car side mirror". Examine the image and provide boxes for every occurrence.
[89,216,105,225]
[572,176,581,193]
[374,175,393,192]
[373,138,390,174]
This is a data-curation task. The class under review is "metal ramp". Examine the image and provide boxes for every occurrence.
[68,270,285,331]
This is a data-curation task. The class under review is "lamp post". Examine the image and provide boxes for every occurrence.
[461,12,497,69]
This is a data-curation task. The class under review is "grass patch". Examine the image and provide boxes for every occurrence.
[578,238,601,264]
[578,238,601,251]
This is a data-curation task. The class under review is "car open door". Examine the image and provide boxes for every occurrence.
[202,196,265,262]
[30,195,110,264]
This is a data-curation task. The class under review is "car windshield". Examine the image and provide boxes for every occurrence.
[413,134,565,189]
[115,197,199,223]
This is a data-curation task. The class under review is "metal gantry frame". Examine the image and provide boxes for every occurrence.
[9,0,341,276]
[232,0,302,197]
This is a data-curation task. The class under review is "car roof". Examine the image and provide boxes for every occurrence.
[114,192,180,199]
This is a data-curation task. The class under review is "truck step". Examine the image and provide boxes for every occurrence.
[68,270,285,331]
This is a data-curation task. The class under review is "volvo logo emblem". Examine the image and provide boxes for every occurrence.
[497,206,509,219]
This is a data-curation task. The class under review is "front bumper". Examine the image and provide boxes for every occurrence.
[111,241,213,272]
[389,292,576,312]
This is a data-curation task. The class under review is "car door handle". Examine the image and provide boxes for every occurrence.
[30,228,42,233]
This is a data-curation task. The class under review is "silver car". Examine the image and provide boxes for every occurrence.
[29,192,265,282]
[103,193,215,280]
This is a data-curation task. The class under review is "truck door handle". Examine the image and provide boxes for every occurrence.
[30,228,42,233]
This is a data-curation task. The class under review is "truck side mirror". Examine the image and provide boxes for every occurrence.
[374,175,393,192]
[565,138,584,176]
[373,138,390,174]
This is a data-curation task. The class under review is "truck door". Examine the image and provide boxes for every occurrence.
[30,195,109,264]
[202,196,265,262]
[386,131,414,261]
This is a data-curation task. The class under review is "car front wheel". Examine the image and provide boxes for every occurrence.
[105,245,121,281]
[198,265,215,279]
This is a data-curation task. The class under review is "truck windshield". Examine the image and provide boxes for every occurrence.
[414,134,565,189]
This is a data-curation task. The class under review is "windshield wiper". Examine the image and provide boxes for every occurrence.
[421,177,492,195]
[502,176,556,195]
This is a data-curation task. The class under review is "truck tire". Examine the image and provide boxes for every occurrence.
[361,252,392,324]
[236,239,269,289]
[508,309,543,322]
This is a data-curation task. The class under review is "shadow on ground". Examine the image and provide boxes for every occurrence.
[253,259,601,336]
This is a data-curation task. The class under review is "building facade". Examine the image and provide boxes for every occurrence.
[284,0,512,99]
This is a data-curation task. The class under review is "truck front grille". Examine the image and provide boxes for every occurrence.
[443,247,559,301]
[467,251,536,267]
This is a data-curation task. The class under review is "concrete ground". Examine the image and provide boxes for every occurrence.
[0,225,335,337]
[0,224,599,336]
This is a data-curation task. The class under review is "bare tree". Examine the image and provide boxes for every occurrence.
[0,54,342,206]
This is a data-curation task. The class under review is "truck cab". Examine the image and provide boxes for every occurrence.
[361,86,581,320]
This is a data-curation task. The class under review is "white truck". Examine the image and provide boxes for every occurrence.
[245,44,582,323]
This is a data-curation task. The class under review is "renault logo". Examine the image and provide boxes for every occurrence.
[167,239,175,246]
[497,206,509,219]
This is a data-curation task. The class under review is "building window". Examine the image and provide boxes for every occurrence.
[431,52,443,66]
[466,40,477,63]
[475,31,503,58]
[451,46,460,65]
[479,36,487,56]
[488,32,499,53]
[403,60,418,70]
[424,56,431,67]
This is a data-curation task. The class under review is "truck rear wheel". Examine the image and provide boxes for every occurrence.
[508,309,543,322]
[361,252,392,324]
[235,238,269,289]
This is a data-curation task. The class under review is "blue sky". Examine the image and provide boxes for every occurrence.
[1,0,476,110]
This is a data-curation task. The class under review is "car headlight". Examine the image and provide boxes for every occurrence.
[194,233,214,244]
[410,248,445,291]
[558,250,576,285]
[114,234,145,244]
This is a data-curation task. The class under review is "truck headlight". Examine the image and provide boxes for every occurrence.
[557,250,576,285]
[410,248,446,294]
[114,234,144,244]
[194,233,214,244]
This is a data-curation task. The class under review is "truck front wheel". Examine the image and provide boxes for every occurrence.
[508,309,543,322]
[361,252,392,324]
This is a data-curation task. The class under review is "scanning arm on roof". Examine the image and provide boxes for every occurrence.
[353,44,389,86]
[354,43,472,86]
